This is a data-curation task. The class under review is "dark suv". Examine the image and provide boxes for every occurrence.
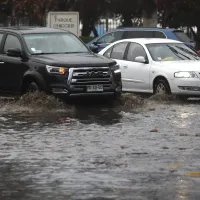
[0,27,121,98]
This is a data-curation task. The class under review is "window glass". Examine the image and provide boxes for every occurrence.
[146,43,200,61]
[127,43,147,62]
[124,31,154,38]
[97,31,124,44]
[24,33,88,54]
[103,47,113,58]
[4,34,22,53]
[155,31,166,38]
[0,33,4,44]
[124,31,166,39]
[111,42,128,60]
[173,31,192,43]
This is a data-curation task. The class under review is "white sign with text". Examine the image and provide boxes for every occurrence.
[47,12,79,36]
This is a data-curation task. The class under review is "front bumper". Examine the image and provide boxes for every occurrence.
[170,78,200,96]
[48,67,122,97]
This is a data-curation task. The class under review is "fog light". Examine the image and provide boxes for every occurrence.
[52,88,68,94]
[178,86,200,91]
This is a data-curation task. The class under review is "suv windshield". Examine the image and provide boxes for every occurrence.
[23,33,89,54]
[146,43,200,61]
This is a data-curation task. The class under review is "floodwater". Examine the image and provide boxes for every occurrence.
[0,95,200,200]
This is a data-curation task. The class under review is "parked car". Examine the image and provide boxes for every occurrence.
[99,38,200,98]
[88,28,195,53]
[0,27,122,98]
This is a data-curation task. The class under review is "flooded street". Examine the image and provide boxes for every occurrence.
[0,97,200,200]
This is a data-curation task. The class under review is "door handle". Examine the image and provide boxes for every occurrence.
[0,61,4,64]
[123,65,128,69]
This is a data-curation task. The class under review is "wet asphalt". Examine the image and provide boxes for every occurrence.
[0,100,200,200]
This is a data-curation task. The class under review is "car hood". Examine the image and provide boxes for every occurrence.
[157,60,200,72]
[30,53,116,67]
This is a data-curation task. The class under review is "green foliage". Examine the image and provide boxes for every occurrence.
[8,0,200,40]
[79,36,94,44]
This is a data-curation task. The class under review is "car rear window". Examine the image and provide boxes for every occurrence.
[173,31,192,43]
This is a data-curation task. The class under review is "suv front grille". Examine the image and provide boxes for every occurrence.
[68,67,112,91]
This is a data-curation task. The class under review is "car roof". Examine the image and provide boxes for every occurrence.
[116,27,178,33]
[0,26,68,34]
[114,38,182,45]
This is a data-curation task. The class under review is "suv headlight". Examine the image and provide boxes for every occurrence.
[46,65,68,75]
[174,71,198,78]
[111,65,121,73]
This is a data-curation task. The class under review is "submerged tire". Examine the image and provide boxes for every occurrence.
[25,81,40,93]
[154,79,171,95]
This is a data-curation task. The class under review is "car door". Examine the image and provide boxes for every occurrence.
[95,31,124,52]
[121,42,151,93]
[0,33,25,94]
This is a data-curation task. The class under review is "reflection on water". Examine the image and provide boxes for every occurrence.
[176,180,189,200]
[74,105,122,125]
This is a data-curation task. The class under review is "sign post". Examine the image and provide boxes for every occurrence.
[47,12,80,36]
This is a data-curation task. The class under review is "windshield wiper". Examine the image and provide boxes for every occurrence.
[32,52,88,55]
[63,52,87,54]
[175,46,200,60]
[32,52,62,55]
[167,45,191,60]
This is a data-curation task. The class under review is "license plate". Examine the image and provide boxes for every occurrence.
[87,85,103,92]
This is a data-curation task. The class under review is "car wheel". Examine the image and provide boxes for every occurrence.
[154,79,171,95]
[26,81,40,93]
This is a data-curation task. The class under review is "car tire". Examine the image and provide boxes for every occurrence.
[154,79,171,95]
[25,81,40,93]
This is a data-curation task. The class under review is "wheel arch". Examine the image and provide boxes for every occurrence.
[21,71,47,94]
[153,75,171,93]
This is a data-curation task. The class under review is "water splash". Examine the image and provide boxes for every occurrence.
[0,92,73,114]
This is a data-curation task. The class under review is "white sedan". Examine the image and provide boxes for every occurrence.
[98,38,200,97]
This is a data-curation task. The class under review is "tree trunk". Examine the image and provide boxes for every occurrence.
[196,26,200,50]
[189,26,200,50]
[92,26,98,37]
[82,18,92,36]
[122,13,133,27]
[143,9,157,27]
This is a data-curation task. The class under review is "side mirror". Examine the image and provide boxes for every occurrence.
[135,56,148,64]
[93,41,98,46]
[7,48,22,57]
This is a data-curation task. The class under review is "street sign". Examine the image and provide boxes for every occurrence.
[47,12,79,36]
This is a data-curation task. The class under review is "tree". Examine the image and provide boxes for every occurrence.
[157,0,200,48]
[0,0,11,25]
[74,0,109,36]
[140,0,158,27]
[14,0,76,25]
[110,0,141,27]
